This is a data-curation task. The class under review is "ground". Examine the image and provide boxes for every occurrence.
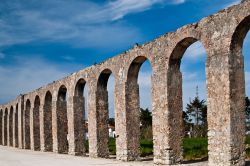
[0,146,207,166]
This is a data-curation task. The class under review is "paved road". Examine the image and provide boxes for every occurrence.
[0,146,207,166]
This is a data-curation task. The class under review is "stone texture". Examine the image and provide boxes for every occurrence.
[0,1,250,165]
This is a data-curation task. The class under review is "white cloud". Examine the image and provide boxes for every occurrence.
[224,0,241,8]
[184,42,206,59]
[108,0,185,20]
[0,0,185,49]
[0,57,71,104]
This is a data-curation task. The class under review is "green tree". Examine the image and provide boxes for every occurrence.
[186,96,207,137]
[140,108,153,140]
[140,108,152,128]
[246,97,250,122]
[108,118,115,127]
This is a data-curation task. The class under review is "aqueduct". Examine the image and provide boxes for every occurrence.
[0,1,250,165]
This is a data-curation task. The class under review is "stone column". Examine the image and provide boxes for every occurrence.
[67,95,85,156]
[23,103,31,149]
[7,110,10,147]
[52,100,58,153]
[13,109,16,147]
[206,48,245,166]
[88,87,98,158]
[125,82,140,160]
[18,97,24,149]
[94,88,109,158]
[56,99,68,154]
[14,109,18,148]
[3,111,7,146]
[33,103,41,151]
[40,103,45,151]
[30,105,35,150]
[153,63,183,165]
[114,81,129,161]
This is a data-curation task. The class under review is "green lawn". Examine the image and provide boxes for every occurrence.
[85,136,250,160]
[183,137,208,160]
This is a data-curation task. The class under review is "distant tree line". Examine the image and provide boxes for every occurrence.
[107,95,250,140]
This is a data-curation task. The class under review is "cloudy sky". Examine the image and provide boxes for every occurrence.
[0,0,249,117]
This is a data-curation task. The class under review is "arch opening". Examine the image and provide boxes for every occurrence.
[33,96,40,151]
[25,100,31,149]
[234,15,250,161]
[14,104,18,147]
[9,106,14,146]
[168,38,208,163]
[126,56,153,159]
[44,91,53,151]
[95,69,115,158]
[73,78,89,155]
[57,85,69,154]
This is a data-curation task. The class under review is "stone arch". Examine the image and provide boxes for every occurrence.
[24,99,31,149]
[33,96,40,151]
[4,108,8,146]
[228,14,250,164]
[43,91,53,151]
[0,109,2,145]
[231,15,250,56]
[72,78,87,155]
[57,85,69,154]
[166,37,208,163]
[125,56,153,160]
[14,104,18,147]
[95,68,114,158]
[9,106,14,146]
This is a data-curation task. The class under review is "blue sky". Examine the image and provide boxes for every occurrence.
[0,0,249,116]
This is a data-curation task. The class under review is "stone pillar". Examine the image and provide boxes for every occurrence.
[14,109,18,147]
[23,104,31,149]
[12,110,16,147]
[67,96,85,156]
[7,111,10,147]
[42,100,53,152]
[30,105,35,150]
[33,103,40,151]
[4,111,7,146]
[18,97,24,149]
[56,99,68,154]
[125,82,140,160]
[40,103,45,151]
[206,49,245,166]
[153,64,183,165]
[52,100,58,153]
[9,110,13,147]
[93,89,109,158]
[88,87,97,158]
[114,82,129,161]
[89,88,109,158]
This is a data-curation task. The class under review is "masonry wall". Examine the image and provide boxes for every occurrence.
[0,1,250,165]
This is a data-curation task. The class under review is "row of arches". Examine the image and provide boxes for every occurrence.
[0,11,249,165]
[0,105,19,147]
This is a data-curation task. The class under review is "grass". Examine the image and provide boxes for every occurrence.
[246,135,250,158]
[84,136,250,160]
[140,139,154,157]
[183,137,208,160]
